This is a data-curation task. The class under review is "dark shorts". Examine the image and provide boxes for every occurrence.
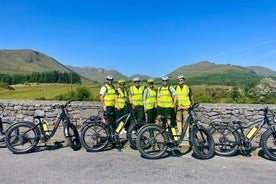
[103,106,115,120]
[157,106,173,119]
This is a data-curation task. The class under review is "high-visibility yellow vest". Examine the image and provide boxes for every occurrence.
[117,88,128,108]
[103,84,115,106]
[175,85,191,106]
[130,85,144,106]
[145,88,157,110]
[158,86,174,108]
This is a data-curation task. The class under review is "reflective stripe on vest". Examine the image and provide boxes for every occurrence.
[104,84,115,106]
[176,85,191,106]
[158,86,173,108]
[145,88,157,109]
[130,86,144,106]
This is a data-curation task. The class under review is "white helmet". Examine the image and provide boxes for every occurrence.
[161,76,169,81]
[133,76,140,82]
[106,75,114,81]
[177,75,185,80]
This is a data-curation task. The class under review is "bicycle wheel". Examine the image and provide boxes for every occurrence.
[0,120,12,147]
[126,122,145,150]
[80,122,109,152]
[5,122,40,154]
[190,126,214,159]
[261,129,276,161]
[209,125,240,156]
[136,124,168,159]
[64,122,82,151]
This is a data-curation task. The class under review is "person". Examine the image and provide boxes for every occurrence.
[143,78,157,124]
[115,78,129,130]
[156,76,177,128]
[99,75,116,128]
[129,76,145,123]
[175,75,195,135]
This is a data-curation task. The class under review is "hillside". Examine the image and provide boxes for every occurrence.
[0,49,71,74]
[167,61,268,85]
[246,66,276,77]
[1,49,276,85]
[167,61,257,78]
[66,65,151,83]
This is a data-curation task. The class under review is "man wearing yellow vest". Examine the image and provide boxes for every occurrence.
[129,76,145,123]
[156,76,177,128]
[143,78,157,124]
[115,78,129,130]
[99,75,116,126]
[175,75,195,135]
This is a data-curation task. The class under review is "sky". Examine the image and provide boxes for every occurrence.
[1,0,276,77]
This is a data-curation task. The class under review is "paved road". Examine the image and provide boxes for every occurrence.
[1,142,276,184]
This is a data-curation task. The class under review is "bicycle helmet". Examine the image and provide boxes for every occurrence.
[147,78,154,84]
[118,78,125,84]
[177,75,185,80]
[133,76,140,82]
[161,76,169,81]
[106,75,114,81]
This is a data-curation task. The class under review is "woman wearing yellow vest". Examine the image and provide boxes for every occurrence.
[156,76,177,128]
[99,75,116,126]
[175,75,195,135]
[129,76,145,123]
[115,78,129,130]
[143,78,157,124]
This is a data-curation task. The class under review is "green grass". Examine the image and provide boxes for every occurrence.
[0,83,232,102]
[0,83,101,100]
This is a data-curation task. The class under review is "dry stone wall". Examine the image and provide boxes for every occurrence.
[0,100,275,126]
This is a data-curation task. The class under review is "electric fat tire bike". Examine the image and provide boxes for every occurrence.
[4,101,81,154]
[80,105,145,151]
[210,107,276,161]
[136,103,215,159]
[0,104,17,148]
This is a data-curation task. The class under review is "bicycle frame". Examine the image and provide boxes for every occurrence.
[19,103,71,143]
[236,109,273,141]
[213,107,276,152]
[161,103,201,146]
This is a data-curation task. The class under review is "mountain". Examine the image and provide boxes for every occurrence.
[167,61,257,78]
[66,65,128,83]
[0,49,71,74]
[246,66,276,77]
[66,65,151,83]
[166,61,275,85]
[1,49,276,85]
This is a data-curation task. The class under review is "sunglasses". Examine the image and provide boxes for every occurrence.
[162,80,168,82]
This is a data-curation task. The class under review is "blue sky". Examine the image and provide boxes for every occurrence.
[1,0,276,77]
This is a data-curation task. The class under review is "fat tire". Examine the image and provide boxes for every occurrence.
[0,120,12,147]
[80,122,109,152]
[64,122,82,151]
[210,125,240,156]
[261,129,276,161]
[126,122,145,150]
[136,124,168,159]
[190,126,214,159]
[5,122,40,154]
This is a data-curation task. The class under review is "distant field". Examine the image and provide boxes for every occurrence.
[0,83,102,100]
[0,83,232,102]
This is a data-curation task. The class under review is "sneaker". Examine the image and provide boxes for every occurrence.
[120,129,127,135]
